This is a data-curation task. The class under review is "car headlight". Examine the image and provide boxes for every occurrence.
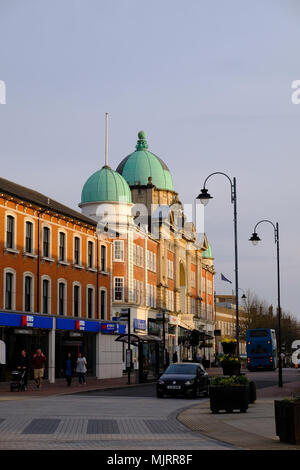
[185,380,194,385]
[158,380,165,385]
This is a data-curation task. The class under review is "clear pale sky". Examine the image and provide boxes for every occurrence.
[0,0,299,318]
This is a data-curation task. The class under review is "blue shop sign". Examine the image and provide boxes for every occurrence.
[56,318,99,332]
[133,319,146,331]
[0,312,53,329]
[100,322,126,334]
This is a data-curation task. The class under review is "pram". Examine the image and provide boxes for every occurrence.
[10,369,26,392]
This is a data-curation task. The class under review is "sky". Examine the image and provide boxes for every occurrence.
[0,0,300,318]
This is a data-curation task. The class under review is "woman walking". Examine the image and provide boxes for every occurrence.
[76,352,87,385]
[65,353,73,387]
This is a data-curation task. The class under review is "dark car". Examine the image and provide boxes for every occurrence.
[156,362,209,398]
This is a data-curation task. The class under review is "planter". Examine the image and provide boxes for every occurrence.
[274,400,300,445]
[248,381,257,404]
[222,343,237,355]
[209,384,249,413]
[221,362,241,376]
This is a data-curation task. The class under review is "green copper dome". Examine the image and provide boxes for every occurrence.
[116,131,174,191]
[81,166,132,204]
[202,243,213,259]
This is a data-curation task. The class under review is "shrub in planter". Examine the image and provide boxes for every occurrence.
[220,354,241,376]
[221,338,237,355]
[274,397,300,445]
[209,375,249,413]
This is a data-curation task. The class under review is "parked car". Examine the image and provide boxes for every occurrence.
[156,362,209,398]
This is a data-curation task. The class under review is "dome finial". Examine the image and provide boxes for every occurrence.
[136,130,148,150]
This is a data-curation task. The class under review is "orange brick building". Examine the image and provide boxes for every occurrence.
[0,130,216,383]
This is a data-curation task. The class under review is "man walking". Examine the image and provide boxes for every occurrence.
[32,348,46,389]
[16,349,29,391]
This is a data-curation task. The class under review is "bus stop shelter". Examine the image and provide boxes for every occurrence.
[115,334,163,383]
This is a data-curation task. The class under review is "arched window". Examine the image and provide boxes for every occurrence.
[6,215,15,249]
[100,288,107,320]
[73,282,81,317]
[4,268,16,310]
[58,279,67,316]
[42,226,50,258]
[41,276,51,314]
[25,221,33,254]
[23,273,34,312]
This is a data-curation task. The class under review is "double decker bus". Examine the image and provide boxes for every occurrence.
[246,328,277,371]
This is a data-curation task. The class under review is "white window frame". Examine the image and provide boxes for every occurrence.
[73,235,82,266]
[3,267,16,310]
[42,224,52,259]
[72,281,82,317]
[87,239,95,269]
[140,247,143,267]
[168,260,174,279]
[100,244,107,272]
[100,287,107,320]
[41,275,51,314]
[114,240,124,262]
[57,278,67,316]
[86,284,95,319]
[23,271,34,313]
[114,277,124,301]
[5,212,17,250]
[24,218,35,255]
[58,230,67,262]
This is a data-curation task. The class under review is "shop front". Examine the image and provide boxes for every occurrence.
[0,312,53,382]
[55,318,99,378]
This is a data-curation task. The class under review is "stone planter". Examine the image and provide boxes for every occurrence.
[274,400,300,445]
[221,362,241,376]
[209,384,249,413]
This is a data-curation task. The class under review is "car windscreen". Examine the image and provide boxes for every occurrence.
[164,364,198,375]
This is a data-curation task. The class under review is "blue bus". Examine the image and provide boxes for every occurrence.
[246,328,277,371]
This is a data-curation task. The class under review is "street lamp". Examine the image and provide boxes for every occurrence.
[249,220,283,387]
[197,172,240,358]
[238,288,247,301]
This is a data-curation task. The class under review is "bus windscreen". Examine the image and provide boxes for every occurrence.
[250,330,268,337]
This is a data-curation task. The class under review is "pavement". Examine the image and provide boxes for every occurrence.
[0,367,299,450]
[178,368,300,450]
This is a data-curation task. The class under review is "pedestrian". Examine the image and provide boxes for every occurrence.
[16,349,29,391]
[172,351,178,363]
[76,352,87,385]
[32,348,46,389]
[65,353,73,387]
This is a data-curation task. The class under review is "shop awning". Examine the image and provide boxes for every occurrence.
[115,334,162,346]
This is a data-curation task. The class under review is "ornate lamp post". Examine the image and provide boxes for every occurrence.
[249,220,283,387]
[197,173,240,358]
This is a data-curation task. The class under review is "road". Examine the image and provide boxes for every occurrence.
[0,368,297,450]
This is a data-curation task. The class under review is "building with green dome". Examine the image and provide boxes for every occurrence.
[202,242,213,259]
[79,165,133,224]
[78,126,216,368]
[81,165,132,205]
[116,131,174,191]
